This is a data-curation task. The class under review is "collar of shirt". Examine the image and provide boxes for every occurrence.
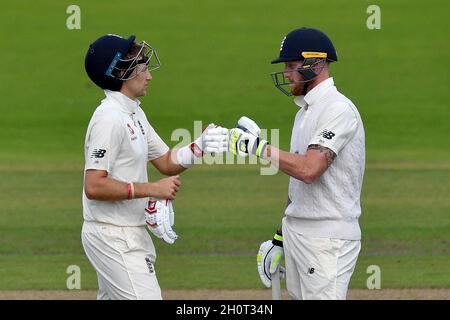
[293,77,334,109]
[104,89,141,114]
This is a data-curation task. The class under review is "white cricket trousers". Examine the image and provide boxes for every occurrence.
[282,221,361,300]
[81,221,162,300]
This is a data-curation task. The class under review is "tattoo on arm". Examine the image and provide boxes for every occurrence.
[307,144,336,167]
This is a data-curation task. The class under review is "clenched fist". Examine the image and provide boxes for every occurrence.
[153,175,181,200]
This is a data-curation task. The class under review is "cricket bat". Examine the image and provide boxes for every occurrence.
[271,265,282,300]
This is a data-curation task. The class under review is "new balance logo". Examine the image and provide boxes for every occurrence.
[91,149,106,158]
[308,267,315,274]
[319,130,335,140]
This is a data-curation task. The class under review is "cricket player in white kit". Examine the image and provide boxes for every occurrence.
[230,28,365,300]
[82,34,229,300]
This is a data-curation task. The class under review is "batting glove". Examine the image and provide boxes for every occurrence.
[195,123,229,154]
[229,127,251,157]
[229,116,268,158]
[177,123,229,168]
[257,231,284,288]
[145,198,178,244]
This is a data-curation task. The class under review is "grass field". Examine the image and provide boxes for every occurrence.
[0,0,449,296]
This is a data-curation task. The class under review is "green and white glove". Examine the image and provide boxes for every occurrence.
[256,230,284,288]
[229,128,250,157]
[229,116,269,158]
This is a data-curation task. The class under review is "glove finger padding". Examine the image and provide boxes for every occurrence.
[168,201,175,226]
[204,141,224,149]
[161,200,177,244]
[198,124,229,154]
[229,128,252,157]
[257,240,284,288]
[204,127,229,138]
[145,198,178,244]
[204,147,227,153]
[236,116,270,158]
[269,248,284,274]
[237,116,261,137]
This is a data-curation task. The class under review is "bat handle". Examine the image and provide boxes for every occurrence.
[271,265,282,300]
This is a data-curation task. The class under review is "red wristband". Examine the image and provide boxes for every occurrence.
[127,183,132,200]
[189,142,204,158]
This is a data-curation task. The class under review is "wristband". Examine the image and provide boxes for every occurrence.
[176,143,203,169]
[255,139,269,158]
[126,183,132,200]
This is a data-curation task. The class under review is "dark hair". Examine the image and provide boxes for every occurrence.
[113,42,144,78]
[123,42,144,60]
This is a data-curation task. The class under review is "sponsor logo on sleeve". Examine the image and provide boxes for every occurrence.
[319,129,335,140]
[90,149,106,158]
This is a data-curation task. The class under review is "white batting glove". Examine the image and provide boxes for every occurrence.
[230,116,269,158]
[145,198,178,244]
[194,123,229,154]
[237,116,261,137]
[176,123,229,168]
[257,231,284,288]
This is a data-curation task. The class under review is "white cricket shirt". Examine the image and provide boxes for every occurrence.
[284,77,365,240]
[82,90,169,226]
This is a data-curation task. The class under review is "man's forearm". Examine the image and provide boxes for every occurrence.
[164,150,188,175]
[263,145,314,183]
[85,174,160,201]
[152,150,187,176]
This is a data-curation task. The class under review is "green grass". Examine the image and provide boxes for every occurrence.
[0,0,449,291]
[0,165,448,290]
[0,254,448,290]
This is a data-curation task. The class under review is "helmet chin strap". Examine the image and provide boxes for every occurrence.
[302,81,309,96]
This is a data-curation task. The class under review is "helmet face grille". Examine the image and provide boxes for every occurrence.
[109,41,161,81]
[270,58,327,96]
[271,72,294,96]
